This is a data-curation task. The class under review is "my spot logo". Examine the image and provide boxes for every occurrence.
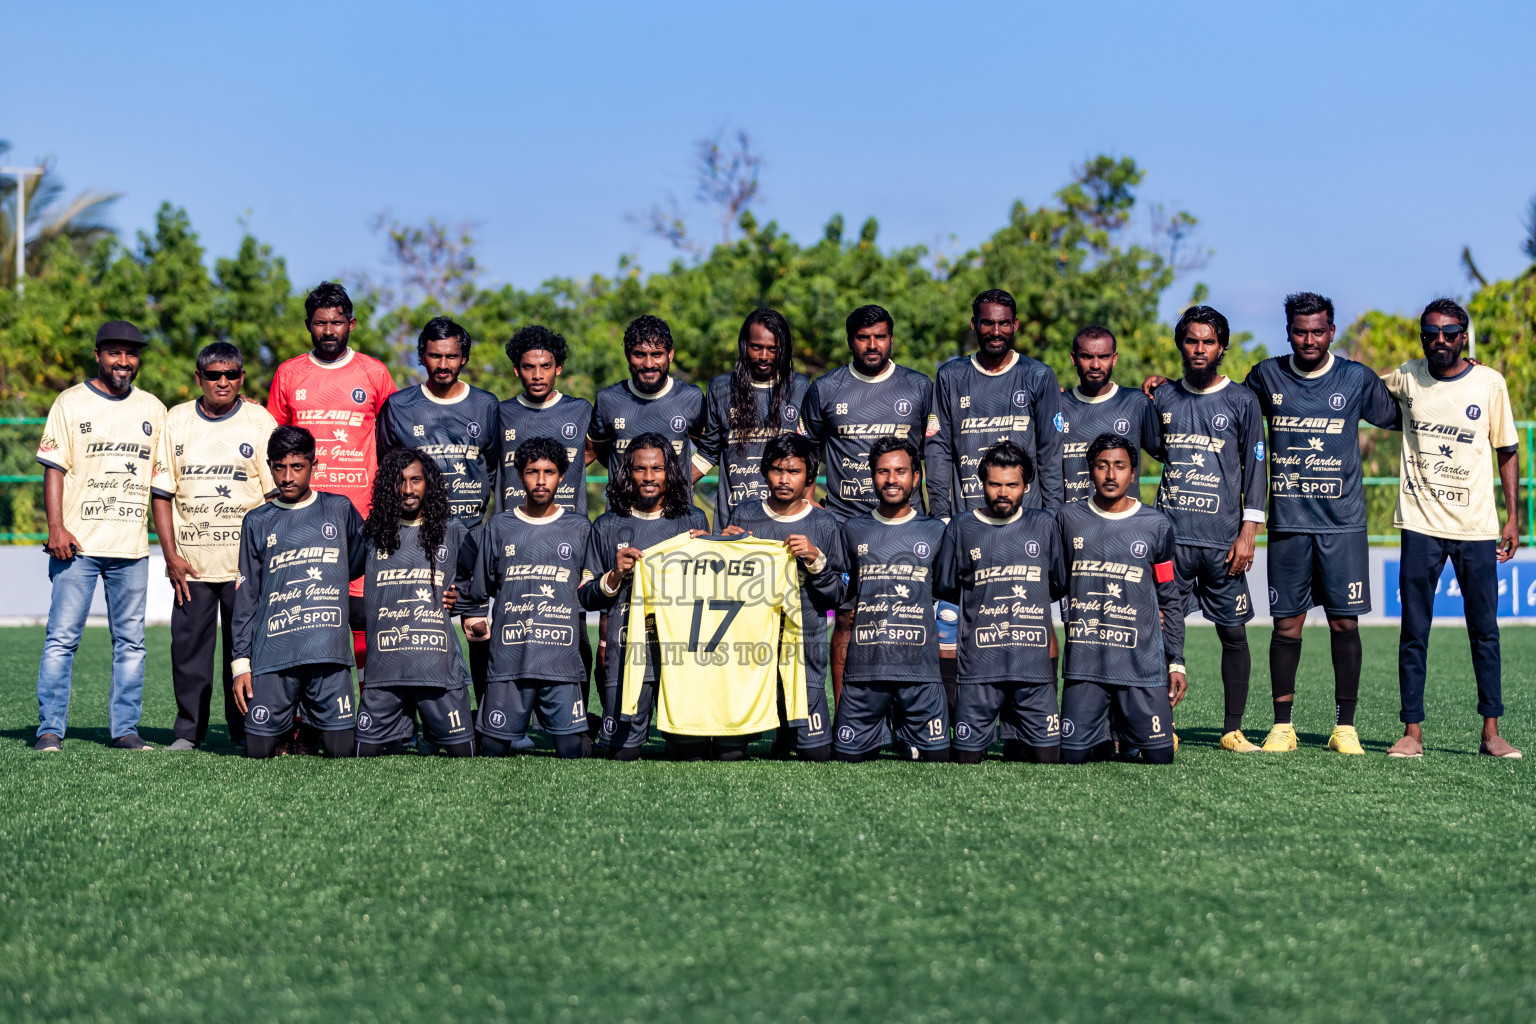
[913,541,930,558]
[1255,441,1266,461]
[1114,418,1131,435]
[670,415,687,433]
[1330,393,1347,411]
[322,522,337,540]
[251,706,270,725]
[895,398,912,417]
[467,421,481,438]
[1025,540,1041,558]
[1212,414,1230,431]
[239,443,254,459]
[562,422,578,440]
[558,542,574,560]
[1466,404,1482,421]
[1130,540,1148,558]
[351,388,367,404]
[1013,390,1030,409]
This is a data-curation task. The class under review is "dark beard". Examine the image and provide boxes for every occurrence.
[1183,353,1224,390]
[1426,343,1463,372]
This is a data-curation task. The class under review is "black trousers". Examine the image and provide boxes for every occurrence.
[170,579,242,744]
[1397,529,1503,723]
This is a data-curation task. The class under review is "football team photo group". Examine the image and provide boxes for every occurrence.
[32,281,1522,764]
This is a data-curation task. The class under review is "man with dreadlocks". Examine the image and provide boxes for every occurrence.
[578,433,709,759]
[692,309,810,528]
[354,447,478,757]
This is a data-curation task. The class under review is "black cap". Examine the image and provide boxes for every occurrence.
[95,321,146,347]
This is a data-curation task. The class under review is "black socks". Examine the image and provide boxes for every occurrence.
[1269,633,1301,723]
[1330,628,1362,727]
[1215,624,1250,733]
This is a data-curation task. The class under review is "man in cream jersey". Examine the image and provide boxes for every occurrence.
[1385,298,1522,759]
[151,342,277,751]
[33,321,167,751]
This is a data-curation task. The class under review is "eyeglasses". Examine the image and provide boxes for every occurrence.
[1420,325,1465,342]
[199,369,242,381]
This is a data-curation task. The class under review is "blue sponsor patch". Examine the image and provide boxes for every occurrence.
[1052,412,1065,432]
[1255,441,1266,461]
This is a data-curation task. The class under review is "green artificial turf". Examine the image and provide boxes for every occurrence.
[0,625,1533,1023]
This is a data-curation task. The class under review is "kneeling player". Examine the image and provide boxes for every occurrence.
[231,426,366,758]
[937,441,1066,763]
[356,447,476,757]
[466,437,594,758]
[833,436,950,761]
[728,433,846,761]
[1057,433,1186,764]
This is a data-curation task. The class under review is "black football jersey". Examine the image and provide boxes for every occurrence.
[802,363,932,522]
[473,508,595,685]
[376,383,501,523]
[232,491,367,674]
[1058,384,1162,504]
[1057,499,1184,686]
[497,392,594,517]
[926,352,1065,517]
[1243,354,1399,533]
[935,508,1066,685]
[730,499,847,685]
[1151,378,1268,548]
[693,372,811,528]
[839,509,947,684]
[362,518,476,688]
[587,377,705,470]
[577,505,711,687]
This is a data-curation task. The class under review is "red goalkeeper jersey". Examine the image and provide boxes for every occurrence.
[267,348,396,597]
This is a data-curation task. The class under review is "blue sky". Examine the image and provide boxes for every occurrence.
[9,0,1535,350]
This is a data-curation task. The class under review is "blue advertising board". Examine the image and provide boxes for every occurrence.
[1382,559,1532,618]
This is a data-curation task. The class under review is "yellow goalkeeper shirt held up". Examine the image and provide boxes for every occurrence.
[621,532,807,737]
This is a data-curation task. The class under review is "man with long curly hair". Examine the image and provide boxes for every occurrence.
[354,447,477,757]
[578,433,708,759]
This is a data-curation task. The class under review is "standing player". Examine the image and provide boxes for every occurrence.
[1057,434,1186,764]
[728,433,846,761]
[230,427,367,759]
[33,321,166,752]
[693,308,810,528]
[1146,305,1267,752]
[578,434,709,760]
[936,441,1067,763]
[1242,293,1400,755]
[355,448,476,758]
[465,438,594,759]
[376,316,500,701]
[1059,325,1160,504]
[803,305,932,700]
[586,315,704,475]
[1383,299,1521,759]
[832,437,950,762]
[151,342,277,751]
[266,281,395,667]
[498,325,594,516]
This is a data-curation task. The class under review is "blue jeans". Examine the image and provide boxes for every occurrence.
[37,554,149,739]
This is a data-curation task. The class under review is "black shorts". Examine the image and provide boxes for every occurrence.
[357,685,472,745]
[479,680,588,746]
[246,663,355,736]
[1267,530,1370,618]
[1174,543,1254,626]
[833,680,949,755]
[1060,679,1174,753]
[598,680,654,751]
[781,678,832,749]
[952,682,1060,751]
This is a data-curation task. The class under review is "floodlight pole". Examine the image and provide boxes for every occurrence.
[2,166,44,295]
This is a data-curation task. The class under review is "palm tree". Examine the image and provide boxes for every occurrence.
[0,140,120,289]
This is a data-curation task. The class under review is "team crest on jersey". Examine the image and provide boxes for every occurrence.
[1212,414,1230,431]
[1131,540,1148,558]
[434,545,448,562]
[837,725,855,744]
[895,398,912,417]
[783,405,798,422]
[351,388,367,405]
[1052,412,1065,432]
[251,706,270,725]
[562,421,578,440]
[558,542,574,560]
[1466,404,1482,420]
[1255,441,1266,461]
[142,421,153,436]
[1114,417,1130,435]
[1329,393,1346,411]
[468,421,481,438]
[668,415,686,433]
[322,523,337,540]
[239,442,254,458]
[1026,539,1041,558]
[1013,390,1029,408]
[913,541,930,558]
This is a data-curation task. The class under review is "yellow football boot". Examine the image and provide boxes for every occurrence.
[1327,724,1365,755]
[1261,723,1298,752]
[1220,729,1261,753]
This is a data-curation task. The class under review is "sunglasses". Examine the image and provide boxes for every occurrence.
[1420,325,1465,343]
[199,369,243,382]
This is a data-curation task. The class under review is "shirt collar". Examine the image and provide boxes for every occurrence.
[850,362,896,384]
[516,390,563,410]
[514,506,565,525]
[872,507,916,525]
[1287,353,1335,379]
[1071,382,1120,405]
[970,351,1019,376]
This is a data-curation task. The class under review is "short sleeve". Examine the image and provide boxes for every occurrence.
[151,413,177,498]
[35,395,73,473]
[1489,374,1519,451]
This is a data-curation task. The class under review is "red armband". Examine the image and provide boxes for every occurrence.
[1153,560,1175,584]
